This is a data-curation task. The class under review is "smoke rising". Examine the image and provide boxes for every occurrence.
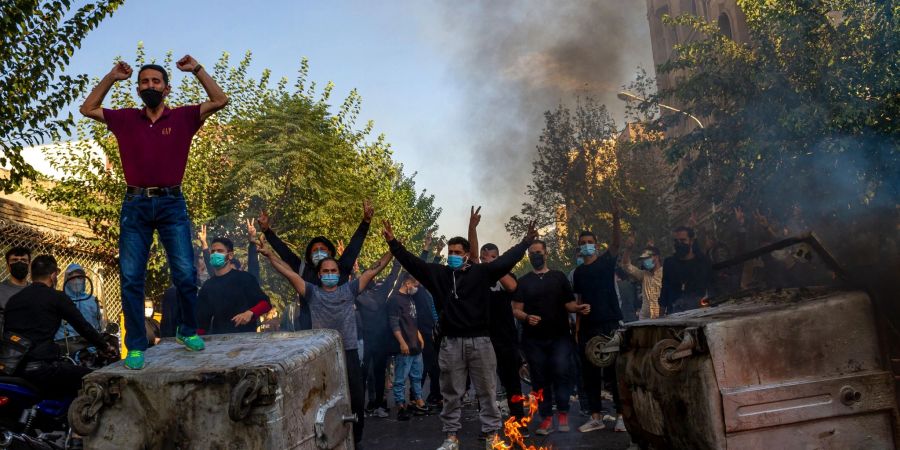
[435,1,653,242]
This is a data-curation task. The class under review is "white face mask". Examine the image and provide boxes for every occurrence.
[407,286,419,296]
[145,307,154,318]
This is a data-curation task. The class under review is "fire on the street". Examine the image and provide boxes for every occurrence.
[490,389,550,450]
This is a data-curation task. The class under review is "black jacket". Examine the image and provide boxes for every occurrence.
[5,283,105,362]
[388,238,529,338]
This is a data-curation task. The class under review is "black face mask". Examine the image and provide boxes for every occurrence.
[8,262,28,281]
[139,88,164,108]
[529,253,545,270]
[674,242,691,257]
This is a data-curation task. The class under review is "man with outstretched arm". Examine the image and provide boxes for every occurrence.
[382,216,537,450]
[80,56,229,369]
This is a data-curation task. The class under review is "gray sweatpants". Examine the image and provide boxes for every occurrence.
[438,336,501,434]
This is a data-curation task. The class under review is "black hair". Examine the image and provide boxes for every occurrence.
[138,64,169,86]
[673,226,696,239]
[480,243,499,253]
[316,257,339,273]
[447,236,470,252]
[578,230,596,240]
[211,237,234,252]
[5,246,31,262]
[31,255,58,279]
[398,271,417,286]
[530,239,547,251]
[645,245,661,256]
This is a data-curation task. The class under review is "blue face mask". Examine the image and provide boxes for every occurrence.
[321,273,339,287]
[576,257,584,266]
[209,252,228,269]
[579,244,597,257]
[447,254,466,269]
[642,258,656,271]
[311,250,329,265]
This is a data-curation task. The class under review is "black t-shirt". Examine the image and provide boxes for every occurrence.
[388,292,421,355]
[488,273,518,343]
[515,270,574,340]
[573,251,622,324]
[197,270,269,335]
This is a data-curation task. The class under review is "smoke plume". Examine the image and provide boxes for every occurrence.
[434,1,653,242]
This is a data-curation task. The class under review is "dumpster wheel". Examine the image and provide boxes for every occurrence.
[651,338,684,376]
[585,335,617,368]
[69,394,100,435]
[229,374,262,421]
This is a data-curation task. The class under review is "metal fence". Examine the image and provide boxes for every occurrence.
[0,217,121,322]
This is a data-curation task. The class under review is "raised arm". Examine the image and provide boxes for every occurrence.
[198,224,215,279]
[175,55,228,122]
[383,220,439,296]
[357,251,393,293]
[609,199,621,257]
[338,200,374,275]
[79,61,132,123]
[258,237,306,297]
[258,211,303,273]
[468,206,481,262]
[246,219,260,282]
[484,221,538,280]
[619,236,644,281]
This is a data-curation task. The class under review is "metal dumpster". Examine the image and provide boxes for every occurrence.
[616,287,898,449]
[69,330,355,450]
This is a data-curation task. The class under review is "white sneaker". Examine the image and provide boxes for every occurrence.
[615,416,627,432]
[436,437,460,450]
[373,407,389,418]
[578,417,606,433]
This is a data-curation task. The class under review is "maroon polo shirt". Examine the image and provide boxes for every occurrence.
[103,105,203,187]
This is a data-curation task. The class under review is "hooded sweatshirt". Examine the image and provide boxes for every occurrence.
[55,263,102,341]
[388,238,530,338]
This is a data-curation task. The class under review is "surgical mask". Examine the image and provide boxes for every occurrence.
[447,254,465,270]
[139,88,164,108]
[144,307,154,318]
[580,244,596,257]
[8,262,28,280]
[70,279,86,293]
[576,257,584,266]
[674,242,691,257]
[642,259,656,271]
[407,286,419,296]
[209,252,228,269]
[529,253,545,270]
[311,250,329,265]
[321,273,339,287]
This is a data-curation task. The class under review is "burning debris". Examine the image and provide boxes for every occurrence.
[491,389,551,450]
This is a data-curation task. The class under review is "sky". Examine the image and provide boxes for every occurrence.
[46,0,654,249]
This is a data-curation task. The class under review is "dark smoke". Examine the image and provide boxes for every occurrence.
[437,1,653,242]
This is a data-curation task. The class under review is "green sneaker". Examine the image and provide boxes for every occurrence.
[176,328,205,351]
[124,350,145,370]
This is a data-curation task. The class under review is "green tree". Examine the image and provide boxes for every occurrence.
[31,45,440,302]
[636,0,898,250]
[0,0,124,192]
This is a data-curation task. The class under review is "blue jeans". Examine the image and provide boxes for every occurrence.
[522,335,574,417]
[393,353,423,405]
[119,193,198,351]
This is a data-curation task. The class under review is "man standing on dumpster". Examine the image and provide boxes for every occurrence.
[80,56,229,369]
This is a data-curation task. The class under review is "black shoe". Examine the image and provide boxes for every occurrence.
[519,426,531,438]
[411,403,430,416]
[365,401,377,414]
[479,431,500,442]
[427,396,443,408]
[397,406,411,421]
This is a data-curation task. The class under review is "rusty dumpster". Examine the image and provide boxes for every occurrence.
[69,330,355,450]
[616,287,898,449]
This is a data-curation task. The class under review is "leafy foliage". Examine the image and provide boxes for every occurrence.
[0,0,123,192]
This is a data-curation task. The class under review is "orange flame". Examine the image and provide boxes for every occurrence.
[490,389,552,450]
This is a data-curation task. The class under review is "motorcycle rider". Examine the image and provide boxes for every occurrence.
[5,255,116,398]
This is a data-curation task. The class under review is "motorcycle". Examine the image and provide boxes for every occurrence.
[0,276,120,449]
